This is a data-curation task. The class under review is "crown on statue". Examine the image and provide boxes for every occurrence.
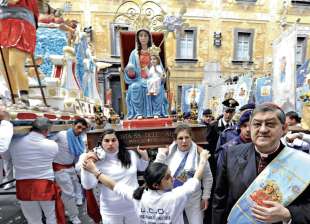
[148,44,161,56]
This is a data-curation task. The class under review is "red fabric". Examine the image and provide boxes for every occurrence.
[54,65,63,79]
[0,0,39,54]
[44,114,57,120]
[123,117,173,128]
[139,52,150,79]
[52,162,74,172]
[250,189,273,208]
[16,112,37,120]
[16,179,66,224]
[72,62,81,89]
[85,189,101,223]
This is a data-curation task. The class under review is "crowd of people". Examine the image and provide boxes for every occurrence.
[0,100,310,224]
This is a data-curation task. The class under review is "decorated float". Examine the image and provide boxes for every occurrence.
[0,1,109,131]
[86,0,207,149]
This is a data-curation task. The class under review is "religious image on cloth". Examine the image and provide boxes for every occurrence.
[207,85,228,117]
[249,180,282,207]
[228,147,310,224]
[233,74,253,107]
[197,83,207,119]
[255,76,272,104]
[296,59,310,114]
[272,28,297,112]
[181,85,202,113]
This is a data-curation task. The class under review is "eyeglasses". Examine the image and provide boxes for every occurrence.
[103,138,118,143]
[177,136,191,141]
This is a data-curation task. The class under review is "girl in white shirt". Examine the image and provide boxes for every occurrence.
[81,129,149,224]
[83,148,210,224]
[155,123,213,224]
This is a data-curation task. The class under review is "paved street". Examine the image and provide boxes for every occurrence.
[0,187,96,224]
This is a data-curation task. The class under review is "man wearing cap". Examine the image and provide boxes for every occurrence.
[201,109,214,125]
[215,109,253,164]
[216,103,256,150]
[206,98,239,155]
[10,118,65,224]
[183,111,191,122]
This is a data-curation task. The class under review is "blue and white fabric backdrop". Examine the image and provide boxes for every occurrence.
[35,27,67,76]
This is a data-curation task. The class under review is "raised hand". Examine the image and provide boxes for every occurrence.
[286,133,302,143]
[82,159,97,174]
[137,145,149,161]
[85,151,99,162]
[197,145,204,154]
[200,150,211,161]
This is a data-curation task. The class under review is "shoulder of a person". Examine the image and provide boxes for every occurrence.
[223,125,238,133]
[209,120,218,127]
[0,120,13,127]
[57,130,68,138]
[42,138,59,148]
[131,49,138,55]
[128,149,139,158]
[226,142,252,157]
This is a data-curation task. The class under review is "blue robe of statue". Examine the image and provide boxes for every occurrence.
[125,49,168,119]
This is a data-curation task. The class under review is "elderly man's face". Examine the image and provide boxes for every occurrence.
[250,111,287,153]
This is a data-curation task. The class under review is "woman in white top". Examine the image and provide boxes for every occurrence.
[80,129,149,224]
[155,123,213,224]
[83,148,210,224]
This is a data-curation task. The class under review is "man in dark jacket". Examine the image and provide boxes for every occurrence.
[215,109,252,164]
[212,103,310,224]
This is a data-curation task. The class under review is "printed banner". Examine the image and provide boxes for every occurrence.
[228,147,310,224]
[255,76,272,104]
[234,75,253,107]
[181,85,202,113]
[272,29,297,112]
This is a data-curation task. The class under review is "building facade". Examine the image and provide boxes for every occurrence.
[51,0,310,114]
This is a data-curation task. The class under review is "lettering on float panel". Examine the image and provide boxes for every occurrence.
[118,129,175,147]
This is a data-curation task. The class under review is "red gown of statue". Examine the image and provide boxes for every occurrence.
[139,51,150,79]
[0,0,39,54]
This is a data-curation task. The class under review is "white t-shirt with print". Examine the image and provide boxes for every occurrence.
[114,178,200,224]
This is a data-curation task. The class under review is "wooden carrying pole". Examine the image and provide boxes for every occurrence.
[30,54,48,107]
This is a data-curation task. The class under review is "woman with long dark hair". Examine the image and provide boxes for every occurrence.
[83,148,210,224]
[80,128,149,224]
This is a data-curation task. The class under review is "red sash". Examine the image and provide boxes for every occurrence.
[16,179,66,224]
[85,189,102,223]
[52,162,74,172]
